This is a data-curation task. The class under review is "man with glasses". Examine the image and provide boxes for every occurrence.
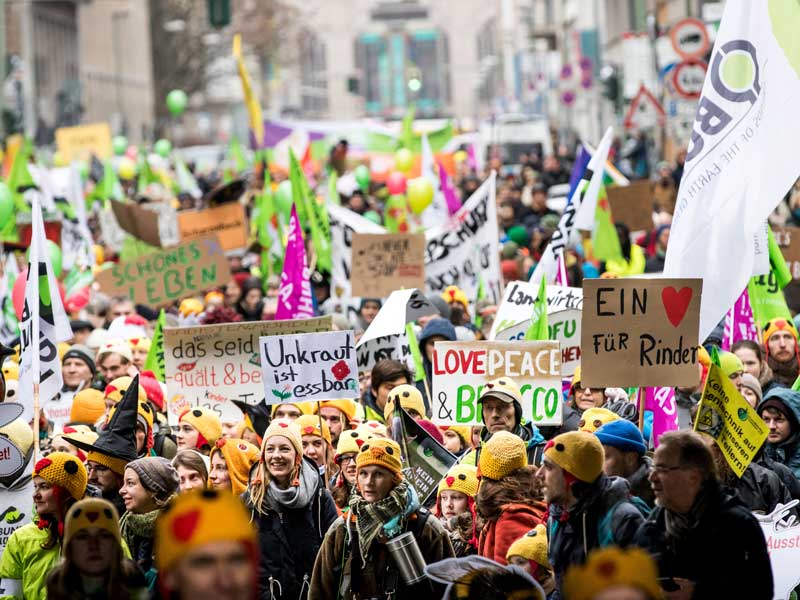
[536,431,645,596]
[636,430,772,600]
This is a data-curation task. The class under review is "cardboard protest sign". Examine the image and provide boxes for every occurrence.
[495,308,582,376]
[178,203,249,251]
[431,341,562,427]
[329,204,386,299]
[694,362,768,478]
[425,172,502,306]
[96,236,230,307]
[757,500,800,600]
[110,200,168,247]
[0,476,33,555]
[164,316,331,424]
[581,278,702,387]
[392,406,457,505]
[260,330,359,405]
[55,122,112,162]
[350,233,425,298]
[490,282,583,339]
[356,289,438,373]
[606,181,655,231]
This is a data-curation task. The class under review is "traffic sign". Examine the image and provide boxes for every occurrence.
[672,60,708,99]
[670,18,710,60]
[624,85,666,131]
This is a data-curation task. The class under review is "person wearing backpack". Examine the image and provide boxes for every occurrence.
[536,431,645,599]
[309,438,454,600]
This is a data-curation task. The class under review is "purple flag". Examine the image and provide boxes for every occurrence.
[645,387,679,447]
[467,143,479,171]
[275,205,314,320]
[437,160,462,215]
[721,288,760,350]
[555,253,568,287]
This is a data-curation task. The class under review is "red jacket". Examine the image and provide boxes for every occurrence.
[478,502,546,565]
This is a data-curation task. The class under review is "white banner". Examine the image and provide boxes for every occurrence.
[424,172,501,305]
[431,340,562,427]
[664,1,800,339]
[260,330,359,405]
[489,283,584,339]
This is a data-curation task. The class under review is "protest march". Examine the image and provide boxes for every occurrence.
[3,2,800,599]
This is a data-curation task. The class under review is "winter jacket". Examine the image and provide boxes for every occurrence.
[723,461,792,514]
[757,452,800,500]
[247,459,339,600]
[758,388,800,478]
[476,466,546,565]
[0,523,59,600]
[308,508,454,600]
[120,509,162,586]
[361,390,387,425]
[547,475,645,597]
[627,456,654,507]
[538,404,581,440]
[45,559,147,600]
[635,483,773,599]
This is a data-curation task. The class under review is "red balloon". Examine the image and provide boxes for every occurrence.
[386,171,407,195]
[64,286,91,314]
[12,268,67,320]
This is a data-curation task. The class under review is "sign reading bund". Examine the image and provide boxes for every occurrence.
[431,340,562,427]
[96,236,230,306]
[581,278,702,387]
[260,330,359,404]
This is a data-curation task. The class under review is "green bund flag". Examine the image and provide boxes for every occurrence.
[406,322,426,383]
[748,227,793,328]
[524,277,549,341]
[289,149,332,273]
[144,309,166,382]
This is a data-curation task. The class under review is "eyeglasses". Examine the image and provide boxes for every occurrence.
[651,464,683,474]
[86,463,110,474]
[338,455,356,465]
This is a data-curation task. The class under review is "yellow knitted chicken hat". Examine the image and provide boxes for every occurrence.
[577,407,621,433]
[356,437,403,479]
[33,452,88,502]
[563,547,661,600]
[105,376,148,405]
[437,463,479,498]
[209,438,260,496]
[179,407,222,449]
[63,498,121,548]
[544,431,604,483]
[384,384,427,422]
[296,414,333,446]
[506,524,550,569]
[478,431,527,481]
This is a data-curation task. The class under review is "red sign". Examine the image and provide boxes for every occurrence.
[672,60,708,99]
[624,85,666,131]
[670,18,710,60]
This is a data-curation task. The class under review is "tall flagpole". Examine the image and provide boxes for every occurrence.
[30,193,41,460]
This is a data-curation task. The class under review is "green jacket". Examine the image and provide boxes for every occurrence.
[0,523,59,600]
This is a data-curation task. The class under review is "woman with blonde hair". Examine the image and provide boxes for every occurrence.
[245,419,338,599]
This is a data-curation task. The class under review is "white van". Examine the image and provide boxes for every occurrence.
[479,114,553,168]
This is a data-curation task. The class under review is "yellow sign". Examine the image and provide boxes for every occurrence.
[55,122,113,162]
[694,363,768,477]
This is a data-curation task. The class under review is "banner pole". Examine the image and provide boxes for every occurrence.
[33,382,40,462]
[638,387,646,434]
[316,400,330,491]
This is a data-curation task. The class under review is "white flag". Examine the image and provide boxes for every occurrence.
[529,130,613,285]
[18,193,72,421]
[420,133,449,229]
[664,1,800,339]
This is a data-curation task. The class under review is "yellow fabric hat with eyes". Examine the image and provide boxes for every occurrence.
[314,399,358,422]
[179,407,222,449]
[335,428,374,462]
[384,384,426,422]
[63,498,121,548]
[209,438,259,496]
[506,524,550,569]
[437,463,479,499]
[544,431,604,483]
[295,414,333,446]
[578,407,621,433]
[356,421,388,439]
[563,547,660,600]
[356,437,403,479]
[105,377,148,405]
[478,431,527,481]
[33,452,88,501]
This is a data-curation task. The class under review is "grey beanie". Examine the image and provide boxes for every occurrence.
[740,373,763,404]
[126,457,180,503]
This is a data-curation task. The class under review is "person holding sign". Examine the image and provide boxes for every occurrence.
[309,438,454,600]
[757,387,800,478]
[636,431,773,600]
[246,419,337,600]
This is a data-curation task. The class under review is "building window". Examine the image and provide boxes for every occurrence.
[476,18,499,105]
[299,30,328,115]
[629,0,647,31]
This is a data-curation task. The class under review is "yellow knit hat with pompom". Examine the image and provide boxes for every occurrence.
[478,431,527,480]
[33,451,88,501]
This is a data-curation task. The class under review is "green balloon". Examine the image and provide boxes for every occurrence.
[154,139,172,158]
[363,210,382,225]
[0,182,13,225]
[112,136,128,156]
[275,180,293,219]
[166,89,188,116]
[27,239,62,278]
[354,165,370,192]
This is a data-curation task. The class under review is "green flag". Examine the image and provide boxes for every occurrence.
[473,274,487,330]
[137,151,160,196]
[406,322,426,383]
[591,185,623,263]
[288,149,309,225]
[63,266,94,299]
[524,277,549,341]
[710,345,721,368]
[228,136,249,173]
[90,160,124,206]
[768,226,792,289]
[748,271,792,328]
[399,104,416,150]
[253,168,284,279]
[328,171,340,206]
[289,150,332,272]
[174,157,201,199]
[1,138,34,241]
[144,309,166,382]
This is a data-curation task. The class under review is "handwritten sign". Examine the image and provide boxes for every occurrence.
[357,334,412,373]
[350,233,425,298]
[55,122,112,162]
[694,363,768,477]
[96,236,230,307]
[606,181,655,232]
[758,500,800,600]
[329,204,387,299]
[495,308,582,376]
[260,330,359,405]
[178,203,249,251]
[581,278,702,387]
[490,283,583,339]
[164,316,331,424]
[431,340,562,427]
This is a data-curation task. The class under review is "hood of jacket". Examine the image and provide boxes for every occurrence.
[480,420,544,446]
[759,387,800,450]
[419,318,457,348]
[550,474,632,520]
[476,465,545,520]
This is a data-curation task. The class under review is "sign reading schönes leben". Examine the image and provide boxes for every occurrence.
[431,340,562,427]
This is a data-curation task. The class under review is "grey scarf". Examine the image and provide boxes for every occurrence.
[266,459,318,511]
[664,480,714,542]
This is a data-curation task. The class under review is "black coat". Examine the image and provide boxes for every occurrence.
[757,452,800,500]
[247,459,339,600]
[726,461,792,514]
[635,483,773,599]
[547,475,645,597]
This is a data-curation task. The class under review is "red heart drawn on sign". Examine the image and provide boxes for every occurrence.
[661,287,693,327]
